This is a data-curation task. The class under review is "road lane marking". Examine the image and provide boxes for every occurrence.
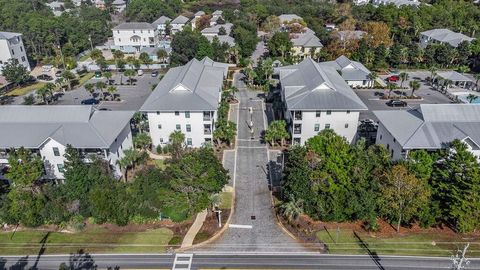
[229,224,253,229]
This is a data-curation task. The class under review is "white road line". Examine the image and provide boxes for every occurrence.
[233,103,240,189]
[229,224,253,229]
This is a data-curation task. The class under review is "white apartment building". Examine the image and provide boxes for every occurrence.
[140,57,230,148]
[374,104,480,160]
[112,23,157,53]
[0,106,134,179]
[170,15,190,34]
[276,58,367,145]
[0,31,30,75]
[152,16,172,35]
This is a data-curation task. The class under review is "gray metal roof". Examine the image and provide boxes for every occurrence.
[334,30,366,41]
[277,58,367,111]
[0,31,22,40]
[374,104,480,149]
[212,10,223,16]
[171,15,190,24]
[421,28,475,47]
[436,71,474,82]
[205,35,235,47]
[152,16,171,27]
[0,106,134,149]
[374,0,422,7]
[113,22,154,30]
[201,23,233,35]
[140,57,228,112]
[194,11,205,17]
[278,14,303,23]
[291,31,323,48]
[321,55,371,81]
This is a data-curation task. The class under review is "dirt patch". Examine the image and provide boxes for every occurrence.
[193,209,230,245]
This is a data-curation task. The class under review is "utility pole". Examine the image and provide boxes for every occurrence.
[451,243,470,270]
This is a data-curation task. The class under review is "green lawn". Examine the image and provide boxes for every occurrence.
[79,54,91,62]
[0,227,173,255]
[5,82,46,96]
[219,191,233,210]
[77,72,95,87]
[154,159,167,170]
[316,229,478,257]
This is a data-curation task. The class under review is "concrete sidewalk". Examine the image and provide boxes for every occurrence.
[181,209,208,248]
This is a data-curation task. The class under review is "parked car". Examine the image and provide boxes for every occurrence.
[386,99,407,107]
[94,71,102,78]
[374,91,384,97]
[36,74,54,81]
[151,70,159,77]
[42,65,53,73]
[55,69,63,77]
[386,75,400,82]
[81,98,99,105]
[137,70,144,76]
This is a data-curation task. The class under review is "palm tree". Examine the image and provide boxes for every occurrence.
[265,120,289,146]
[367,71,378,88]
[124,69,136,85]
[84,83,95,97]
[261,58,274,82]
[474,73,480,91]
[279,197,304,223]
[89,49,103,61]
[61,70,76,91]
[107,85,117,100]
[55,77,65,92]
[466,94,478,103]
[387,82,395,99]
[116,148,145,182]
[156,49,168,64]
[399,72,409,88]
[36,84,54,104]
[428,66,437,84]
[139,52,153,69]
[103,71,113,85]
[409,80,421,97]
[169,130,185,160]
[95,81,106,100]
[113,50,124,60]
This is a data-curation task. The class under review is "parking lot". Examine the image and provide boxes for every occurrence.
[56,72,159,111]
[357,70,454,121]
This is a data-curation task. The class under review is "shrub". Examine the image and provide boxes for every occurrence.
[70,215,86,231]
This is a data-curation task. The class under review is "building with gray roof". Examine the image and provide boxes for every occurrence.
[290,28,323,60]
[333,30,366,41]
[0,106,134,179]
[205,35,236,47]
[278,14,303,24]
[0,31,30,74]
[113,22,154,31]
[171,15,190,34]
[112,23,157,53]
[152,16,172,34]
[373,0,422,7]
[140,57,230,148]
[321,55,373,88]
[374,104,480,160]
[276,58,367,144]
[420,28,475,48]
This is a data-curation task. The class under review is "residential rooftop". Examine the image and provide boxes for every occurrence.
[152,16,172,27]
[171,15,190,24]
[374,104,480,150]
[278,14,303,23]
[113,22,154,30]
[140,57,230,112]
[0,106,134,149]
[0,31,22,40]
[421,28,475,47]
[321,55,371,82]
[276,58,367,111]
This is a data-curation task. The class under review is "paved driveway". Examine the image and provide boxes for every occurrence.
[198,73,307,253]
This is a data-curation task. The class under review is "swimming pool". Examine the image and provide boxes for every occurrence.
[452,92,480,104]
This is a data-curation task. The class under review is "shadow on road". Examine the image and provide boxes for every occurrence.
[354,231,385,270]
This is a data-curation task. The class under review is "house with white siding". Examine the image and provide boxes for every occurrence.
[0,31,30,74]
[321,55,373,88]
[275,58,367,145]
[290,28,323,60]
[374,104,480,160]
[140,57,230,148]
[0,106,134,179]
[112,22,157,53]
[170,15,190,34]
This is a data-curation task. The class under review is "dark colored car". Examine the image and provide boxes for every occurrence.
[151,70,159,77]
[55,70,63,77]
[95,71,102,78]
[36,74,54,81]
[386,75,400,82]
[81,98,99,105]
[386,99,407,107]
[374,91,384,97]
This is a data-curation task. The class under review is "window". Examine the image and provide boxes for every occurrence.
[386,144,390,150]
[158,124,162,129]
[176,124,181,130]
[175,111,179,116]
[393,138,396,143]
[118,38,121,42]
[20,46,23,52]
[21,56,26,62]
[117,30,120,34]
[380,135,383,140]
[294,124,302,134]
[186,124,191,132]
[314,124,320,132]
[345,123,349,128]
[11,49,14,55]
[325,124,330,129]
[185,111,190,118]
[326,110,331,115]
[346,110,350,114]
[293,111,302,120]
[293,138,301,145]
[391,149,394,157]
[133,30,136,33]
[140,30,143,33]
[53,147,60,156]
[315,111,321,118]
[156,111,160,115]
[187,138,192,146]
[57,164,65,173]
[160,138,164,143]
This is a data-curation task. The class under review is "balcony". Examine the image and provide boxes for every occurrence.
[204,128,212,135]
[293,124,302,134]
[293,111,302,121]
[80,149,106,161]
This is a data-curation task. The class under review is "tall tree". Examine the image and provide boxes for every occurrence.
[1,59,31,86]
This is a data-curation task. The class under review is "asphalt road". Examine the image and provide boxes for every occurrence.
[1,253,479,270]
[198,73,306,253]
